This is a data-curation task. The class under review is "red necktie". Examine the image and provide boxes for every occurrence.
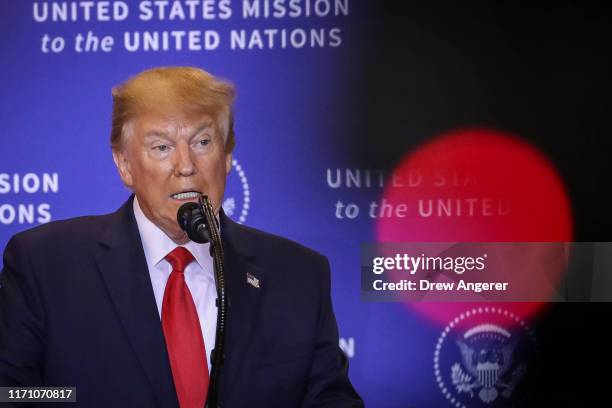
[162,247,209,408]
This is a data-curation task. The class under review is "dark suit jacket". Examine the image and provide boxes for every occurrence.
[0,196,363,407]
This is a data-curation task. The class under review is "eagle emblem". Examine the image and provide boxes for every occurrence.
[451,323,526,403]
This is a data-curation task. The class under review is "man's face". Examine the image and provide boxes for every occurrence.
[113,112,232,244]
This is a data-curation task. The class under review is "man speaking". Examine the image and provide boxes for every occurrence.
[0,67,363,407]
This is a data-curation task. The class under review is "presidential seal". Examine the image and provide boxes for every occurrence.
[223,157,250,224]
[433,307,538,407]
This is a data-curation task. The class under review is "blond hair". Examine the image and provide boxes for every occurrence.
[110,66,235,152]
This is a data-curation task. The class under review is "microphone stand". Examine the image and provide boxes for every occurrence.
[198,195,227,408]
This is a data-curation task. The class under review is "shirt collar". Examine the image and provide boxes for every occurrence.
[133,196,214,280]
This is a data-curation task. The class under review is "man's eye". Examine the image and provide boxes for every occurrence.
[197,139,210,147]
[154,145,169,152]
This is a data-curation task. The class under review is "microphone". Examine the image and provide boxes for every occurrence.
[177,202,210,243]
[176,196,227,408]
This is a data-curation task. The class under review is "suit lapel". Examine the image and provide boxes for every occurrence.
[218,212,264,406]
[94,196,178,408]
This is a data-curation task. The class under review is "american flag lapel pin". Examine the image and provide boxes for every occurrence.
[246,272,260,289]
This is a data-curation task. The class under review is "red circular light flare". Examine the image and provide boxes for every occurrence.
[375,127,573,324]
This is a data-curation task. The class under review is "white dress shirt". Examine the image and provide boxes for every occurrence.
[133,197,217,372]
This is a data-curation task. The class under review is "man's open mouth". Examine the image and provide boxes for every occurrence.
[171,191,201,200]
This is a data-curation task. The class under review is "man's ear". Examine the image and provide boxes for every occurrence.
[225,152,232,176]
[112,148,134,188]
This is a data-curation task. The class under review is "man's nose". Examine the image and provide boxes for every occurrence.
[173,141,196,177]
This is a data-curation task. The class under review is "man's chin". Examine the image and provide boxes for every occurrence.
[158,217,190,245]
[167,229,190,245]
